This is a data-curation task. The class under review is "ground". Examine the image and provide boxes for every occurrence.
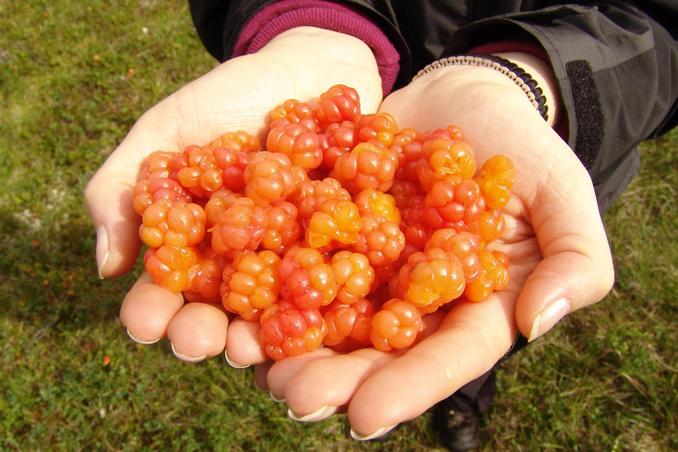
[0,1,676,450]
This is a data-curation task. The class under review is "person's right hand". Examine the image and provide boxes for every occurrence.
[84,27,382,363]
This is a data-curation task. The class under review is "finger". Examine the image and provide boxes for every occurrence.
[224,318,267,368]
[283,312,446,420]
[119,272,184,344]
[516,144,614,341]
[166,302,229,362]
[347,294,516,439]
[85,113,179,278]
[267,348,338,402]
[254,362,273,392]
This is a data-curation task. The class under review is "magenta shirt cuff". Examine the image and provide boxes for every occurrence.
[233,0,400,95]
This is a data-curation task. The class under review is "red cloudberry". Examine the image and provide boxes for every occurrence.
[352,215,405,267]
[259,300,327,361]
[322,298,375,350]
[315,84,361,129]
[331,142,399,194]
[266,123,323,169]
[279,247,338,310]
[269,99,318,131]
[221,250,281,321]
[426,229,482,282]
[262,201,301,255]
[291,177,351,221]
[370,298,424,352]
[423,178,486,230]
[183,246,229,304]
[321,120,358,170]
[210,197,268,256]
[133,176,191,216]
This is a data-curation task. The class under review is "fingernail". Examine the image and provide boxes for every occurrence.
[253,380,267,392]
[170,342,206,363]
[528,298,571,342]
[269,391,285,403]
[350,424,398,441]
[96,225,110,279]
[287,405,337,422]
[224,351,250,369]
[126,328,160,345]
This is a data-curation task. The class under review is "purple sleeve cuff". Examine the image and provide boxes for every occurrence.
[233,0,400,95]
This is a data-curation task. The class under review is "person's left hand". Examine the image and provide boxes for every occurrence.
[233,57,615,440]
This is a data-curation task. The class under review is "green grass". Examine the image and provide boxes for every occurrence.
[1,1,676,450]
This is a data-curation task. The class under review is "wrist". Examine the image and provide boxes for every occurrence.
[495,52,560,128]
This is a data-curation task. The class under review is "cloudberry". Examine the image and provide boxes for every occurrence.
[140,199,206,249]
[266,123,323,169]
[279,247,337,310]
[352,215,405,267]
[322,298,375,349]
[133,177,191,216]
[183,246,229,304]
[354,189,401,223]
[144,245,199,293]
[358,113,399,148]
[306,199,362,250]
[400,195,431,250]
[204,189,241,227]
[315,84,361,129]
[465,249,509,302]
[417,138,476,191]
[137,151,174,180]
[244,152,306,206]
[331,142,399,194]
[269,99,318,131]
[321,120,358,170]
[259,300,327,361]
[262,201,301,255]
[426,230,482,282]
[330,251,375,305]
[390,248,465,309]
[210,197,268,256]
[475,155,515,209]
[208,130,261,153]
[370,299,424,351]
[212,146,251,193]
[291,177,351,221]
[423,178,486,230]
[221,250,281,321]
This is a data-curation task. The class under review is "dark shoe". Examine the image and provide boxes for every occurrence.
[433,406,480,451]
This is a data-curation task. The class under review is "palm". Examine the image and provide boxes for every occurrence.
[257,70,613,438]
[85,27,382,360]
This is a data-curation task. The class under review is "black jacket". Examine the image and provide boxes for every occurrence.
[189,0,678,212]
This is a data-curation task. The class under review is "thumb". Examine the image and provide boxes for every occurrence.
[515,146,615,342]
[85,112,179,278]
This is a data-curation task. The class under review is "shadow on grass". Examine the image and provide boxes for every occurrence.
[0,208,136,334]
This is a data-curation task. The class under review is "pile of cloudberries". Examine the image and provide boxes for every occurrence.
[133,84,515,360]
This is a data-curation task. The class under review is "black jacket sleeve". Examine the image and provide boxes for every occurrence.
[188,1,678,211]
[442,2,678,210]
